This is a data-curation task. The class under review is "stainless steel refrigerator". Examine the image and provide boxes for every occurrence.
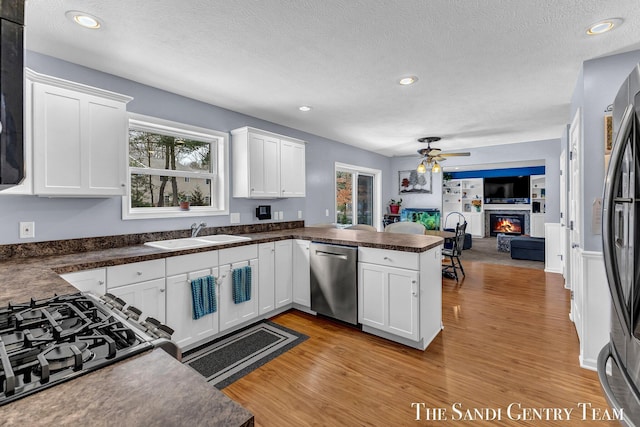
[598,64,640,425]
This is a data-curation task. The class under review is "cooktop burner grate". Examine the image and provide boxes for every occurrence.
[0,293,158,406]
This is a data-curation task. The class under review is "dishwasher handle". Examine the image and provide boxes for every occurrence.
[314,250,348,260]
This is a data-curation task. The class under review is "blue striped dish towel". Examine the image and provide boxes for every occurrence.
[191,275,217,320]
[232,266,252,304]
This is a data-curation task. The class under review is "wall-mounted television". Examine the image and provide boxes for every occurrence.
[483,176,530,204]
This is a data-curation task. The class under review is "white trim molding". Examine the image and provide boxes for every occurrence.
[573,250,610,371]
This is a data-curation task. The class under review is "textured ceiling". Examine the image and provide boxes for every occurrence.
[24,0,640,157]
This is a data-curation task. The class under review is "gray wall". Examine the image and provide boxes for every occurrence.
[390,138,562,223]
[572,49,640,252]
[0,52,392,243]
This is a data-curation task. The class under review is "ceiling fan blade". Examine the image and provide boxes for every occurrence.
[439,152,470,157]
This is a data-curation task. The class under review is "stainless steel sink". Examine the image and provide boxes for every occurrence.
[144,234,252,250]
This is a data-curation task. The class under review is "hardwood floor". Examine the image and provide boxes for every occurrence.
[223,261,615,426]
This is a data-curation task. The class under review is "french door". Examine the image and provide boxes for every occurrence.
[335,163,381,229]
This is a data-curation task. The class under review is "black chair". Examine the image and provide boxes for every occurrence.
[442,221,467,282]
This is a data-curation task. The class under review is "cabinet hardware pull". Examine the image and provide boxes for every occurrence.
[98,280,104,285]
[160,289,165,293]
[136,271,142,275]
[383,256,391,261]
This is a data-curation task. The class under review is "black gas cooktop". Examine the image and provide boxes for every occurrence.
[0,293,176,406]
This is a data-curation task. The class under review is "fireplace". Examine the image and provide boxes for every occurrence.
[489,213,525,236]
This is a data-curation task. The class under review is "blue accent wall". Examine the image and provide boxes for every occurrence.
[450,166,545,179]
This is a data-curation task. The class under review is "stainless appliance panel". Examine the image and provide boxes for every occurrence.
[310,242,358,325]
[600,64,640,425]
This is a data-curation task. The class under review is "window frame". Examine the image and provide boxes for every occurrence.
[334,162,382,230]
[122,113,229,220]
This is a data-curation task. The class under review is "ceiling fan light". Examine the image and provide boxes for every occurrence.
[432,161,441,173]
[416,161,427,174]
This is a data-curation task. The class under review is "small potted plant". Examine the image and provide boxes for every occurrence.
[179,196,190,211]
[388,198,402,214]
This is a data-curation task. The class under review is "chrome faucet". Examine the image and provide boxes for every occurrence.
[191,222,207,237]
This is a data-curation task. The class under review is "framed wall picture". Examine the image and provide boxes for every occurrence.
[605,114,613,154]
[399,170,432,194]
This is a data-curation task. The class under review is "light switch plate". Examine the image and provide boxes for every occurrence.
[278,211,284,220]
[298,210,303,219]
[20,221,35,239]
[230,213,240,224]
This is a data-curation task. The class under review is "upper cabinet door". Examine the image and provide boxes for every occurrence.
[248,132,280,198]
[280,139,305,197]
[232,127,305,199]
[29,71,132,197]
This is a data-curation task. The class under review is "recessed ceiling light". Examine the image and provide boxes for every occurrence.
[298,105,312,112]
[586,18,622,35]
[399,76,418,86]
[66,10,102,29]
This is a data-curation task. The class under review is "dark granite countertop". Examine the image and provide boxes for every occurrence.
[2,349,254,427]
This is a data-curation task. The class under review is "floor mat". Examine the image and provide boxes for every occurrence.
[182,321,308,389]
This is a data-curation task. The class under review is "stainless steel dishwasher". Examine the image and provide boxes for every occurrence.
[310,242,358,325]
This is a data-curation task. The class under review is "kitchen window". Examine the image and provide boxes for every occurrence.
[335,162,382,229]
[123,114,228,219]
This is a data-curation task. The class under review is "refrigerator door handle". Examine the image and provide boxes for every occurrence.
[603,104,635,332]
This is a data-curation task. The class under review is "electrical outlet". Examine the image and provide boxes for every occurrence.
[325,209,329,217]
[230,213,240,224]
[20,222,35,239]
[278,211,284,220]
[297,210,303,219]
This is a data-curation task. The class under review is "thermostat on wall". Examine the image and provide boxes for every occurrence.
[256,205,272,220]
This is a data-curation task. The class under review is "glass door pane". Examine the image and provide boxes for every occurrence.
[357,174,373,225]
[336,171,353,225]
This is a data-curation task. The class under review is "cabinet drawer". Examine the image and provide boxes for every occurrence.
[60,268,106,295]
[219,244,258,265]
[166,251,218,276]
[358,247,419,270]
[107,259,165,289]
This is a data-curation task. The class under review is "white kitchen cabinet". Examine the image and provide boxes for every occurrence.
[165,251,219,349]
[359,262,419,341]
[60,268,106,295]
[275,240,293,308]
[29,69,132,197]
[231,127,306,198]
[292,239,310,308]
[218,245,259,331]
[358,246,442,349]
[108,278,166,323]
[106,259,165,288]
[166,268,219,349]
[280,139,306,197]
[258,242,276,314]
[106,259,166,322]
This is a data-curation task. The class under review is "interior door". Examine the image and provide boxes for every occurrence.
[559,149,568,280]
[569,109,582,334]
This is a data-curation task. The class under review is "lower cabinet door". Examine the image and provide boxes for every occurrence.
[166,268,219,349]
[292,240,310,307]
[358,262,419,341]
[258,243,276,314]
[108,278,166,323]
[219,259,259,331]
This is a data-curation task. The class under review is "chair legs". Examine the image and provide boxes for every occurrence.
[442,255,465,282]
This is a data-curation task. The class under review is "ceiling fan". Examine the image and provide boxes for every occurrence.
[415,136,470,173]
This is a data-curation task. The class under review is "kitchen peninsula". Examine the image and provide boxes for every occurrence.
[0,225,443,424]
